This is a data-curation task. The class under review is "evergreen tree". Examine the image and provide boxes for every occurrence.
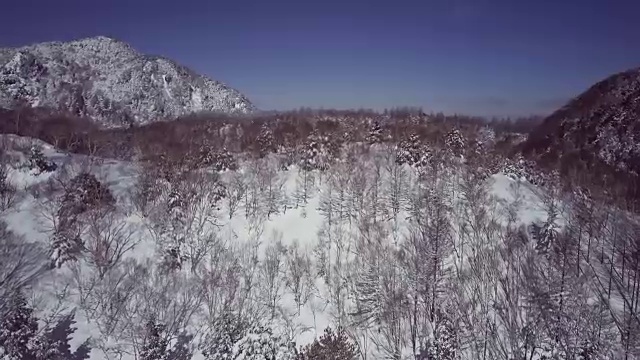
[418,312,457,360]
[140,320,170,360]
[0,294,90,360]
[366,121,384,144]
[28,145,57,174]
[444,129,465,158]
[0,165,16,211]
[202,314,295,360]
[52,172,115,267]
[0,294,37,358]
[140,319,194,360]
[531,197,560,255]
[51,231,84,268]
[296,327,357,360]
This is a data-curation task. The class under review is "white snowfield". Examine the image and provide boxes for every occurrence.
[0,134,636,359]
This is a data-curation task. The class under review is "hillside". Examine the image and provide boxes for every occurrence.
[1,115,639,359]
[521,67,640,201]
[0,36,254,127]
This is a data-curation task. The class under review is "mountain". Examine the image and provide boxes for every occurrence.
[522,67,640,197]
[0,36,254,127]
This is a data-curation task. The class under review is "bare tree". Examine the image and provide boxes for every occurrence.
[0,222,50,318]
[243,159,266,219]
[83,209,138,279]
[259,157,286,218]
[260,231,288,319]
[0,161,17,212]
[224,170,246,220]
[146,170,224,273]
[286,240,314,314]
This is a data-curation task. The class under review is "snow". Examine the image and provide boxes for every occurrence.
[1,134,634,359]
[0,36,255,127]
[162,74,173,100]
[490,172,547,225]
[191,86,203,111]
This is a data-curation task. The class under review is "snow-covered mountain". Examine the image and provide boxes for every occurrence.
[0,36,255,127]
[522,66,640,177]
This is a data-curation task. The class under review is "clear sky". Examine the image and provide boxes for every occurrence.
[1,0,639,116]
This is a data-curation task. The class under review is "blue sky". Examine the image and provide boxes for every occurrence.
[1,0,639,116]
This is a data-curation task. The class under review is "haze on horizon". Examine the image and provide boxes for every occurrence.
[1,0,638,117]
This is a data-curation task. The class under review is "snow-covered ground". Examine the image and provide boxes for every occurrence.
[1,134,636,359]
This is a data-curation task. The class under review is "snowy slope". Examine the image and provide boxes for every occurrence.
[522,66,640,177]
[2,134,636,359]
[0,36,255,127]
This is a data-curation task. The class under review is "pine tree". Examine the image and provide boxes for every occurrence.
[257,124,276,157]
[28,145,57,174]
[235,324,297,360]
[140,320,170,360]
[366,121,384,144]
[52,172,114,267]
[51,231,84,268]
[38,312,91,360]
[202,314,295,360]
[531,197,560,255]
[159,188,189,271]
[140,319,194,360]
[216,148,238,171]
[0,165,16,211]
[0,295,90,360]
[0,294,37,358]
[395,134,421,166]
[58,173,115,222]
[444,129,465,158]
[167,333,194,360]
[418,312,457,360]
[296,327,357,360]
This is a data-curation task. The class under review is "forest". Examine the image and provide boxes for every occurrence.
[0,109,638,360]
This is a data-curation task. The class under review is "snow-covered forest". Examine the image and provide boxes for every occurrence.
[1,111,639,360]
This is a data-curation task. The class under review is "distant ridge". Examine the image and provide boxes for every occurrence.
[522,66,640,200]
[0,36,255,127]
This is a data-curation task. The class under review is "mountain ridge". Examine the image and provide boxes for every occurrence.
[522,65,640,202]
[0,36,255,127]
